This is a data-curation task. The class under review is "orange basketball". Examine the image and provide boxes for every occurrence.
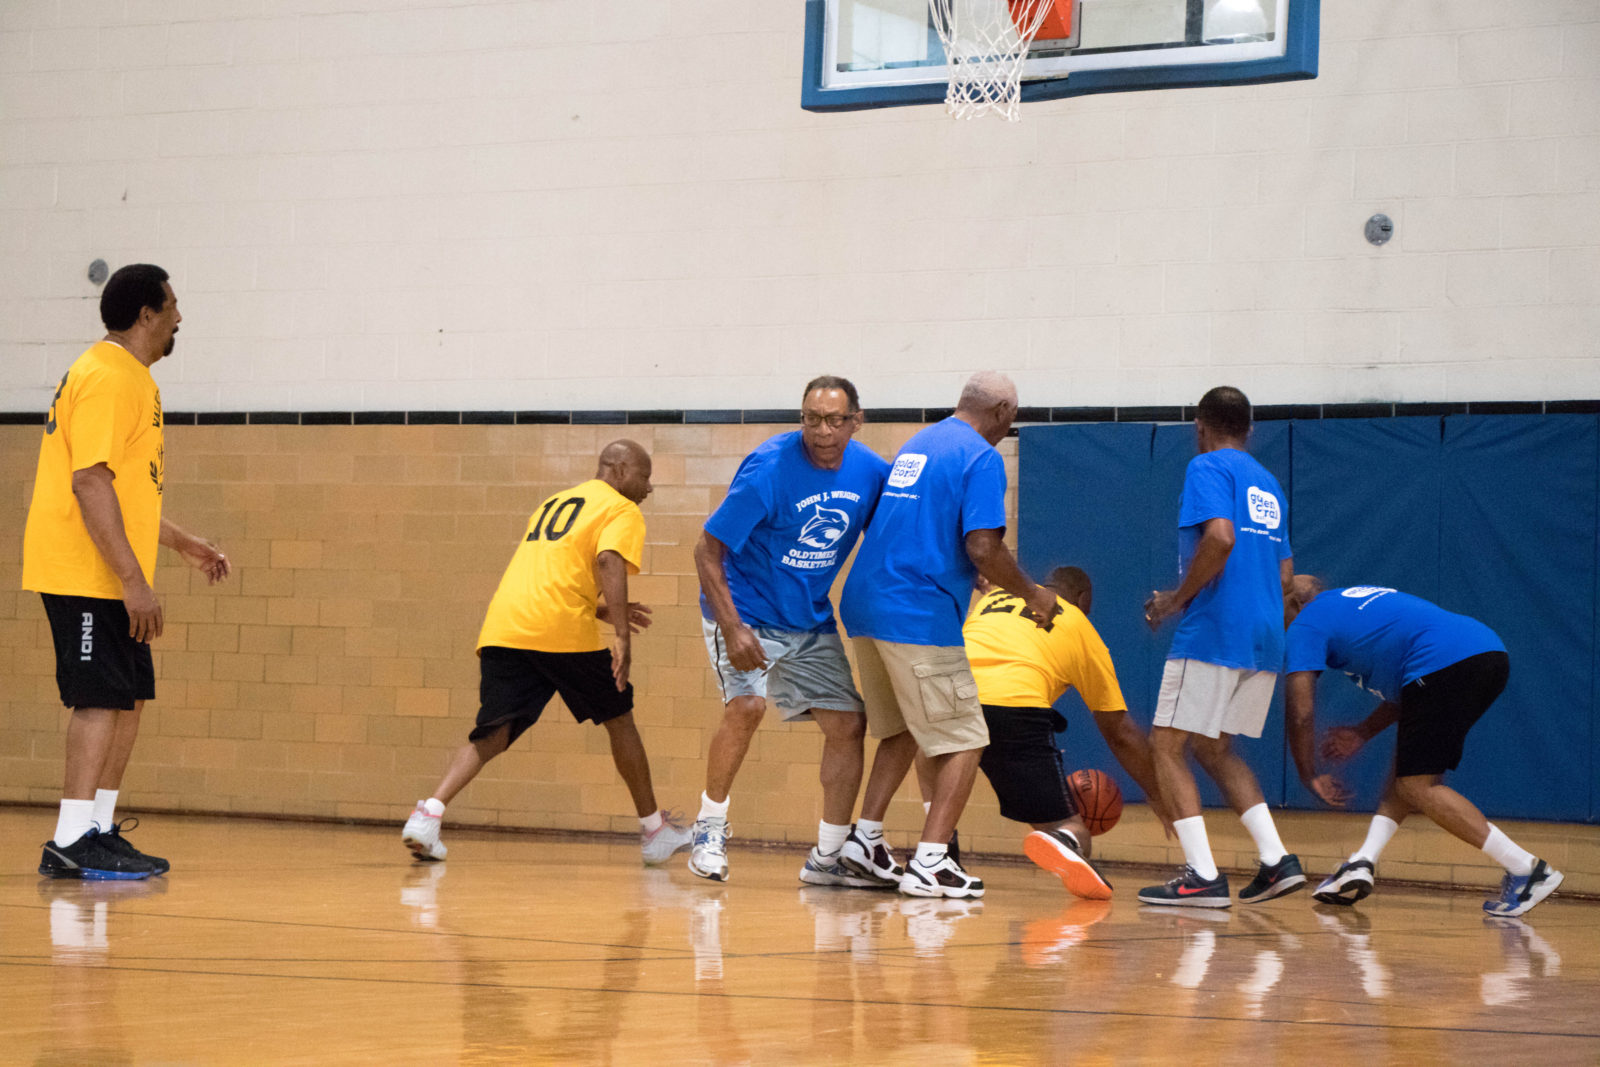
[1068,769,1123,836]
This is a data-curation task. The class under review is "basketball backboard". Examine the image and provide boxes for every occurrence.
[802,0,1319,112]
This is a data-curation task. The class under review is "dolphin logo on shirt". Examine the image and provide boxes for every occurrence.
[798,505,850,550]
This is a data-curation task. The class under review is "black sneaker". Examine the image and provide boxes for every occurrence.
[1313,859,1374,906]
[100,818,170,875]
[1137,866,1231,908]
[39,829,157,881]
[1238,854,1306,903]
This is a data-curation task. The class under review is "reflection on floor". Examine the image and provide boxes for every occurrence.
[2,809,1597,1064]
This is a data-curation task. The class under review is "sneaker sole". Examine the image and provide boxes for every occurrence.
[688,858,728,882]
[1485,868,1564,917]
[403,838,446,862]
[1313,879,1372,907]
[1136,891,1232,908]
[1023,833,1112,901]
[798,867,889,889]
[1239,873,1306,903]
[899,879,984,900]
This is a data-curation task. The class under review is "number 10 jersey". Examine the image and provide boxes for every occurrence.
[477,478,645,653]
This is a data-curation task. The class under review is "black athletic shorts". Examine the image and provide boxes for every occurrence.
[977,704,1078,825]
[1395,650,1510,778]
[471,646,633,743]
[40,593,156,711]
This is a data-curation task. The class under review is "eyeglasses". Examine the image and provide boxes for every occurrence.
[801,412,857,429]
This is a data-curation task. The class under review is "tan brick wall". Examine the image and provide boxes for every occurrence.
[3,421,1597,894]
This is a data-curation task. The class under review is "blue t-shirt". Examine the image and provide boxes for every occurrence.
[701,432,888,633]
[1168,448,1292,671]
[1285,587,1505,701]
[839,418,1008,647]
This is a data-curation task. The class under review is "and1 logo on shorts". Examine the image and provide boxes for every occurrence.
[702,432,888,633]
[1168,448,1292,671]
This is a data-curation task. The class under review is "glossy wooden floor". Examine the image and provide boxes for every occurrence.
[3,810,1597,1065]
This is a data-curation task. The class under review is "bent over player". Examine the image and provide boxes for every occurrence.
[26,264,232,880]
[401,441,693,865]
[688,376,888,885]
[1283,578,1563,918]
[964,568,1170,900]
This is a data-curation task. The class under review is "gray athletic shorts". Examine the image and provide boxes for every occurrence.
[701,617,865,721]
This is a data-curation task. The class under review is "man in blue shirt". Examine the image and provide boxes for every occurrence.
[1284,577,1563,918]
[688,376,890,886]
[1140,386,1300,908]
[837,372,1058,899]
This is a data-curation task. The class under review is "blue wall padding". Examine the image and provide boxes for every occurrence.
[1284,418,1441,810]
[1018,415,1599,825]
[1437,415,1595,821]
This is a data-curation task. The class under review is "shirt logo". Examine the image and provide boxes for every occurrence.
[798,505,849,550]
[1341,586,1394,599]
[1246,486,1281,529]
[888,453,926,489]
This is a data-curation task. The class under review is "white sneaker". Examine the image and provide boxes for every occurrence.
[402,802,447,861]
[839,827,903,884]
[799,847,890,888]
[899,853,984,899]
[641,812,694,866]
[688,818,730,882]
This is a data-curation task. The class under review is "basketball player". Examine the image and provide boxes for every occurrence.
[1283,577,1564,917]
[964,568,1171,899]
[26,264,232,880]
[1140,386,1301,907]
[838,372,1058,899]
[400,441,693,865]
[687,377,889,885]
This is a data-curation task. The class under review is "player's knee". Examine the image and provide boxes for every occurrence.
[818,711,866,743]
[1392,774,1435,806]
[722,698,765,733]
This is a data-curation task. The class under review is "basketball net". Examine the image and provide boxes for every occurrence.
[928,0,1057,121]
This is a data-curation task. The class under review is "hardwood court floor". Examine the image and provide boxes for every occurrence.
[2,810,1597,1065]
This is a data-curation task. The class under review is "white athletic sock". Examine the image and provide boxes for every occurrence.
[1240,803,1287,865]
[640,810,664,834]
[54,799,96,847]
[1174,815,1219,880]
[1481,823,1537,876]
[422,797,446,817]
[856,818,884,839]
[91,789,119,832]
[817,821,849,857]
[1351,815,1399,865]
[922,801,931,814]
[914,841,948,866]
[698,792,730,822]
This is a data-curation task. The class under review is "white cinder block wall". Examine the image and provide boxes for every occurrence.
[1,1,1597,414]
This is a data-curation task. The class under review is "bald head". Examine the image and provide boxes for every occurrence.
[953,371,1019,446]
[596,439,653,504]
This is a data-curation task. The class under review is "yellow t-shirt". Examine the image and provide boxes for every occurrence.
[22,341,165,599]
[963,589,1127,712]
[477,479,646,653]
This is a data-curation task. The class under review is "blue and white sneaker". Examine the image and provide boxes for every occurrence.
[688,818,730,882]
[1483,859,1563,918]
[799,847,890,888]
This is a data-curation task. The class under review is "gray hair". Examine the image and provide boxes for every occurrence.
[956,371,1017,412]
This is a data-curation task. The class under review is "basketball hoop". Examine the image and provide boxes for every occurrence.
[928,0,1072,121]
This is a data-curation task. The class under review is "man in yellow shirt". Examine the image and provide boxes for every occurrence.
[401,440,693,865]
[964,567,1170,899]
[24,263,232,880]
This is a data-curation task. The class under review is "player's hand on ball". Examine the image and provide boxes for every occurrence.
[1308,773,1351,809]
[725,624,769,672]
[1321,726,1364,763]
